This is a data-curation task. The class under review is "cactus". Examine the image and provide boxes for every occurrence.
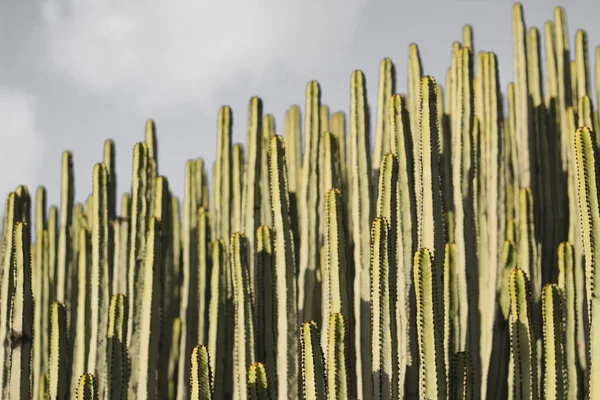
[300,321,327,400]
[49,301,68,400]
[269,135,299,398]
[541,284,566,399]
[508,268,538,400]
[77,373,98,400]
[370,217,393,399]
[453,352,473,400]
[350,70,373,399]
[248,362,269,400]
[2,4,599,400]
[298,81,321,323]
[130,217,162,399]
[327,313,348,400]
[71,228,91,396]
[190,345,213,400]
[414,248,446,400]
[557,242,578,400]
[9,221,34,399]
[106,293,129,400]
[230,232,255,399]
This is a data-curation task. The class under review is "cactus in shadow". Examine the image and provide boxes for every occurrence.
[49,301,68,400]
[9,221,34,399]
[105,293,129,400]
[453,352,473,400]
[190,345,213,400]
[508,268,538,400]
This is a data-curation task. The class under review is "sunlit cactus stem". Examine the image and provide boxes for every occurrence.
[77,373,98,400]
[300,321,327,400]
[248,362,269,400]
[190,345,213,400]
[49,301,68,400]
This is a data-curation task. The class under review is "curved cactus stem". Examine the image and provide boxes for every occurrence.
[190,345,213,400]
[49,301,68,400]
[77,373,98,400]
[301,321,327,400]
[106,293,129,400]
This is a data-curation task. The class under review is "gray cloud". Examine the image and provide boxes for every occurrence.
[41,0,367,114]
[0,89,44,199]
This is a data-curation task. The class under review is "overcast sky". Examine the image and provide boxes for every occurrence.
[1,0,598,208]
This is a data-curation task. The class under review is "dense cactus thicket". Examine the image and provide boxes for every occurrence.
[2,3,600,399]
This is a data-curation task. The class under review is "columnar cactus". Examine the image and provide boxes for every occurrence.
[300,321,327,400]
[190,345,213,400]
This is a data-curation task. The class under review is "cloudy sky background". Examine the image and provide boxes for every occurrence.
[1,0,599,208]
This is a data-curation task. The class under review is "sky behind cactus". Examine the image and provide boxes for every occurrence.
[0,0,599,207]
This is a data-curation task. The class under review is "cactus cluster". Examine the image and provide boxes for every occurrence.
[1,3,600,399]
